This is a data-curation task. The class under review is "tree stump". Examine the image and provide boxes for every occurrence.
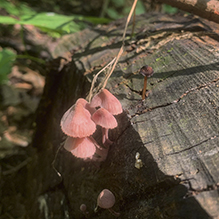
[27,12,219,219]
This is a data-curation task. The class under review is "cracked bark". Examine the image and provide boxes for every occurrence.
[166,135,219,156]
[27,13,219,219]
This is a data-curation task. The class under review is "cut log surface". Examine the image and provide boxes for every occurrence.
[30,13,219,219]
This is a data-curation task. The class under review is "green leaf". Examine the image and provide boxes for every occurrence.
[0,6,110,36]
[0,13,84,35]
[20,13,74,29]
[163,4,178,14]
[111,0,125,8]
[0,1,35,17]
[0,16,19,25]
[106,8,121,19]
[135,1,146,15]
[20,13,83,34]
[0,49,16,84]
[81,16,111,25]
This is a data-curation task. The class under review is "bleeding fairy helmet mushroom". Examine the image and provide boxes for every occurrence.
[95,189,120,217]
[61,101,96,138]
[64,136,97,159]
[90,89,122,115]
[77,98,96,115]
[139,65,154,100]
[97,189,115,209]
[91,108,117,145]
[80,204,89,217]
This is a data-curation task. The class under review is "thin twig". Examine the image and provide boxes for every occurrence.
[102,47,124,89]
[102,0,138,89]
[131,6,136,38]
[87,0,138,99]
[87,57,116,102]
[121,0,138,42]
[142,76,147,100]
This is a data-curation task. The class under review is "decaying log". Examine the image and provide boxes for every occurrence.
[27,12,219,219]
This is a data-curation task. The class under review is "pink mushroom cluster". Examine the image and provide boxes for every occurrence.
[60,89,122,161]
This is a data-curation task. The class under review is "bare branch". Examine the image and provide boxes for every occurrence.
[158,0,219,24]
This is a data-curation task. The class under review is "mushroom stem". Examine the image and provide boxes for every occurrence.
[94,205,99,213]
[108,208,120,217]
[94,145,109,162]
[102,128,113,146]
[139,65,154,100]
[89,136,101,149]
[142,76,147,100]
[80,204,89,218]
[90,136,109,162]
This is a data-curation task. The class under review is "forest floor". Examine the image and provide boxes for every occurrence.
[0,24,58,218]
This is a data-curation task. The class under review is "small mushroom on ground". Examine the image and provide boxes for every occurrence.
[90,89,123,115]
[139,65,154,100]
[64,136,97,160]
[91,107,117,146]
[80,204,89,218]
[61,101,96,138]
[95,189,120,217]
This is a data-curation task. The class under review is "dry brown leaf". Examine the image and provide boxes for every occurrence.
[4,131,29,147]
[9,66,23,78]
[13,82,33,90]
[20,67,45,91]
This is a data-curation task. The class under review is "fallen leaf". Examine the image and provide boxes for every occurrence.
[4,130,29,147]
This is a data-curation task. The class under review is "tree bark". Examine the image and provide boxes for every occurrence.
[158,0,219,24]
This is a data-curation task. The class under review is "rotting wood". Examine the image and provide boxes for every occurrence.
[28,13,219,219]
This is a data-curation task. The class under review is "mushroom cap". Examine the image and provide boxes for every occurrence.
[77,98,96,115]
[97,189,116,209]
[76,98,87,106]
[80,204,87,212]
[91,108,117,129]
[64,136,96,159]
[61,102,96,138]
[139,65,154,77]
[90,89,122,115]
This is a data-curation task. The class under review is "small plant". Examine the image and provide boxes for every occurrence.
[0,48,16,84]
